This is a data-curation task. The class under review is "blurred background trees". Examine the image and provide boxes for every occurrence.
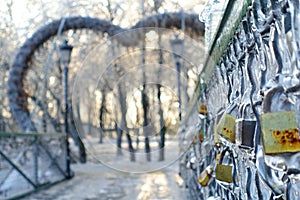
[1,0,205,162]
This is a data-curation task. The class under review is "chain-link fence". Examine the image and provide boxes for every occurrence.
[0,133,68,199]
[180,0,300,199]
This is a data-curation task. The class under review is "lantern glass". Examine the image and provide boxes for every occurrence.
[59,40,73,65]
[170,38,183,58]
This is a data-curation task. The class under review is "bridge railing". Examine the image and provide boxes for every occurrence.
[0,132,68,199]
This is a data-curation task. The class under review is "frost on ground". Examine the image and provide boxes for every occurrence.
[27,138,187,200]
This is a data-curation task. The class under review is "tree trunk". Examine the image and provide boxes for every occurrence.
[157,32,165,161]
[142,86,151,161]
[7,14,204,132]
[140,6,151,160]
[69,102,86,163]
[99,91,106,143]
[157,84,166,161]
[133,97,140,149]
[87,102,92,135]
[135,129,139,150]
[0,112,5,132]
[116,127,123,156]
[118,85,135,161]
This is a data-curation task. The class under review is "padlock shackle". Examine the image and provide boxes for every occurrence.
[224,100,238,115]
[218,147,227,165]
[218,146,232,165]
[215,109,225,124]
[239,102,252,118]
[216,147,240,187]
[285,83,300,94]
[262,86,284,113]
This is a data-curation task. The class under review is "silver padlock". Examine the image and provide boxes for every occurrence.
[236,104,256,148]
[214,110,225,145]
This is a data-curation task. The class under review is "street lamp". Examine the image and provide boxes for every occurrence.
[170,36,184,121]
[59,40,73,179]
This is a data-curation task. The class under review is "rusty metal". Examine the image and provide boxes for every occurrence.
[216,113,236,143]
[261,111,300,154]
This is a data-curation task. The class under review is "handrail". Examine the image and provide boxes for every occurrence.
[200,0,252,84]
[0,132,66,137]
[182,0,252,125]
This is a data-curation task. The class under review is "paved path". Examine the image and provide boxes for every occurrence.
[27,162,186,200]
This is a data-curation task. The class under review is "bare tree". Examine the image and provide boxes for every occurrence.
[7,13,204,132]
[4,0,205,167]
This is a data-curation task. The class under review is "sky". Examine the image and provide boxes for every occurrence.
[3,0,205,28]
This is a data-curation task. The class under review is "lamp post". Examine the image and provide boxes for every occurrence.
[170,36,184,121]
[59,40,73,179]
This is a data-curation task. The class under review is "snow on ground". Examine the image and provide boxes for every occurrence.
[26,138,187,200]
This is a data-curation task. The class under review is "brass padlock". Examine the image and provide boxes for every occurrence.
[217,113,236,143]
[215,164,233,183]
[198,165,213,187]
[261,111,300,154]
[199,130,204,142]
[198,102,208,115]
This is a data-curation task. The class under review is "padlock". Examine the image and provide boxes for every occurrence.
[198,165,214,187]
[261,111,300,154]
[214,111,224,145]
[236,104,256,148]
[198,102,208,115]
[215,164,233,183]
[217,113,236,143]
[260,78,300,191]
[236,118,256,148]
[199,130,204,142]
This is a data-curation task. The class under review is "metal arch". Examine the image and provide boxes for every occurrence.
[7,13,204,132]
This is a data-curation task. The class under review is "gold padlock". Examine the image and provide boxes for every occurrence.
[217,113,236,143]
[216,164,233,183]
[199,130,204,142]
[261,111,300,154]
[198,166,213,187]
[198,102,208,115]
